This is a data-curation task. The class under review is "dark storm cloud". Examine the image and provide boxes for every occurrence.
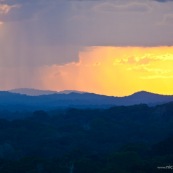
[154,0,173,2]
[1,0,173,68]
[1,0,173,90]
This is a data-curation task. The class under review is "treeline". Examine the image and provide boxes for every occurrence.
[0,103,173,172]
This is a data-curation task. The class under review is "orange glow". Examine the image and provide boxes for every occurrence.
[40,46,173,96]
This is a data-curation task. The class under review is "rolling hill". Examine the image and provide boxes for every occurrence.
[0,89,171,110]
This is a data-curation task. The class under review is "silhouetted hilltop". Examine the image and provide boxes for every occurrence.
[122,91,173,105]
[0,90,173,110]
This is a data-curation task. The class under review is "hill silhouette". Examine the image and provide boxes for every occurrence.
[0,90,172,110]
[0,102,173,172]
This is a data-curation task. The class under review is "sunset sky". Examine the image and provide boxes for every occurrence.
[1,0,173,96]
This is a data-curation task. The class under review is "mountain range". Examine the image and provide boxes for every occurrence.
[9,88,84,96]
[0,88,172,110]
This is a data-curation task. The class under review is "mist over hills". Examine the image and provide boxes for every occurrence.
[0,89,172,110]
[9,88,57,96]
[9,88,84,96]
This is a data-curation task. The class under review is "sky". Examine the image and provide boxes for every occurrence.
[0,0,173,96]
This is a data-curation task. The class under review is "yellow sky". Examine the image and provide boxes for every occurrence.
[40,46,173,96]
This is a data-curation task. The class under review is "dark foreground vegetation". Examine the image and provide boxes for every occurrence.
[0,103,173,172]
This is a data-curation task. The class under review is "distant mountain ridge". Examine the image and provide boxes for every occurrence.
[9,88,57,96]
[0,89,173,110]
[9,88,84,96]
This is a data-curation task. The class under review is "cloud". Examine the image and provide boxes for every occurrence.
[1,0,173,96]
[1,0,173,48]
[37,46,173,96]
[162,13,173,24]
[129,65,173,74]
[0,66,41,90]
[154,0,173,2]
[114,56,153,65]
[0,4,12,14]
[0,42,81,67]
[95,2,151,13]
[141,75,173,79]
[0,4,19,15]
[115,52,173,65]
